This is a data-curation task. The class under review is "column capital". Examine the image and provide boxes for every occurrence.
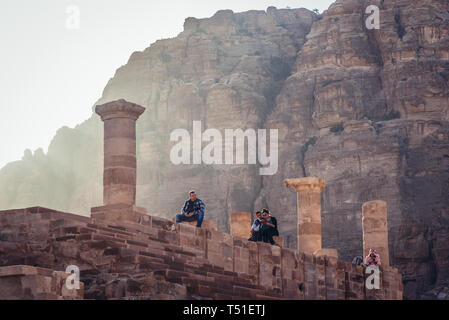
[96,99,146,121]
[285,177,326,193]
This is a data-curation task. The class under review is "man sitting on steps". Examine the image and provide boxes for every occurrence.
[175,190,206,228]
[248,211,263,242]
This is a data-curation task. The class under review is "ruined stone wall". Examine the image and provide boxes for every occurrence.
[0,207,402,300]
[0,265,83,300]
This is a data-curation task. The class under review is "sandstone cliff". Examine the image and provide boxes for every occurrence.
[0,1,448,299]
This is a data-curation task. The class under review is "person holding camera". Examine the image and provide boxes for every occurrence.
[175,190,206,228]
[260,208,279,245]
[365,248,382,267]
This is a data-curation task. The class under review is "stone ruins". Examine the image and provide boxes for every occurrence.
[0,100,403,300]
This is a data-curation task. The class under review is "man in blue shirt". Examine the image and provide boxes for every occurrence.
[248,211,263,242]
[175,190,206,228]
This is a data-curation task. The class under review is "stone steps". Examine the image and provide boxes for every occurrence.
[0,212,284,299]
[0,207,404,300]
[37,215,286,299]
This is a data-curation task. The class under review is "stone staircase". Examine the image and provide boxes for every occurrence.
[0,206,403,300]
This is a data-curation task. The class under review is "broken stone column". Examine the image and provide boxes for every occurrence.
[91,99,147,222]
[362,200,390,266]
[96,99,145,206]
[285,177,326,254]
[230,212,252,239]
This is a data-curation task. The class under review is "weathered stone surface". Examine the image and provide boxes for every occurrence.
[91,203,149,223]
[315,249,339,259]
[362,200,390,266]
[230,212,252,239]
[0,265,84,300]
[0,207,402,300]
[285,177,326,254]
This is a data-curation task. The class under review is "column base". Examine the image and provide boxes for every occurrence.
[91,203,148,223]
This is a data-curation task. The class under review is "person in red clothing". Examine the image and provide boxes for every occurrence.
[365,248,382,267]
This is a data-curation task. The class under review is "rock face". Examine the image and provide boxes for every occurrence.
[0,7,317,230]
[0,1,448,299]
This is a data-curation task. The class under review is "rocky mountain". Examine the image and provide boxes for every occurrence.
[0,0,448,299]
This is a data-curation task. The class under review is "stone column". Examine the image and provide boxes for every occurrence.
[230,212,252,239]
[91,99,147,222]
[362,200,390,266]
[96,99,145,206]
[285,177,326,254]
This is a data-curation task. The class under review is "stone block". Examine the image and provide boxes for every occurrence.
[157,229,179,244]
[206,230,225,242]
[0,266,84,300]
[230,212,252,239]
[282,278,303,299]
[91,204,149,224]
[273,236,284,247]
[233,285,265,298]
[314,248,338,259]
[234,258,249,274]
[179,223,196,235]
[202,220,218,231]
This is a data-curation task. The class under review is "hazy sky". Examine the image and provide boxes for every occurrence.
[0,0,334,169]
